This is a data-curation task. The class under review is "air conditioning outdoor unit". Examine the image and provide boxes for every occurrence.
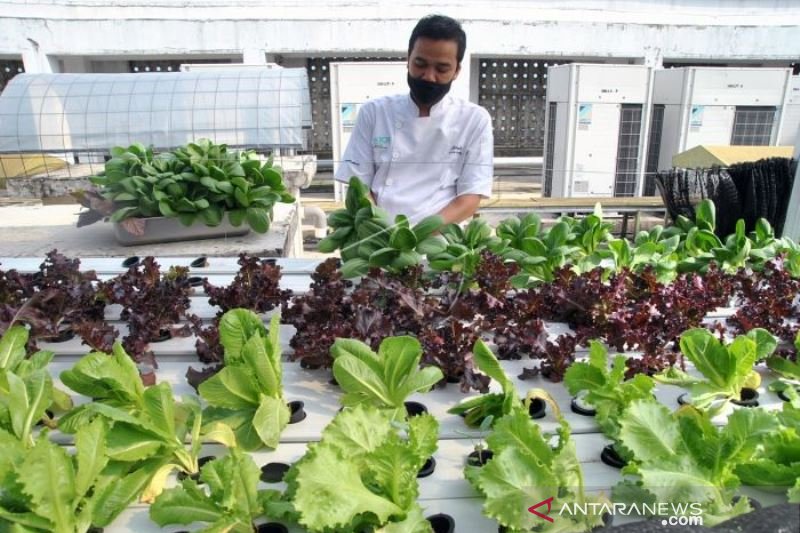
[650,67,793,173]
[543,63,655,198]
[778,74,800,147]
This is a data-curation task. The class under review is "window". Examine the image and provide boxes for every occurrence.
[730,106,776,146]
[0,59,24,93]
[478,58,569,156]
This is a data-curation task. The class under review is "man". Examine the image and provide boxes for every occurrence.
[334,14,494,224]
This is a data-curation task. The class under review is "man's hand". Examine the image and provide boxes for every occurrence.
[437,194,482,225]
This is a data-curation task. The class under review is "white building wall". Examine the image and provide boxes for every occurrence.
[1,1,799,89]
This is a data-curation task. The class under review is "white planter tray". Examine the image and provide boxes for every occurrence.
[113,216,251,245]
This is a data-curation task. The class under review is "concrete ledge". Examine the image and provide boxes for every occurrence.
[0,202,300,257]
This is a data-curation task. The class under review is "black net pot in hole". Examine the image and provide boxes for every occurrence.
[527,398,546,420]
[255,523,288,533]
[732,495,762,511]
[778,386,800,402]
[122,256,140,268]
[190,256,209,268]
[445,373,462,384]
[35,410,54,428]
[176,456,215,482]
[405,401,428,417]
[600,444,627,469]
[568,513,613,532]
[466,449,494,467]
[426,513,455,533]
[677,392,693,407]
[187,276,204,287]
[150,328,172,343]
[732,387,760,407]
[596,512,614,530]
[260,462,291,483]
[571,394,597,417]
[45,325,76,343]
[288,400,307,424]
[417,457,436,478]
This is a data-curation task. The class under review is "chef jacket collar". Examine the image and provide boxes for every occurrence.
[404,93,452,118]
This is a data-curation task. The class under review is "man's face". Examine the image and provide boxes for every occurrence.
[408,37,460,84]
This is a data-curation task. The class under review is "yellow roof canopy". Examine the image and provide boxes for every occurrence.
[672,145,794,168]
[0,154,68,179]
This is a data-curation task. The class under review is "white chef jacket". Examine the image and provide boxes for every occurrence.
[334,93,494,224]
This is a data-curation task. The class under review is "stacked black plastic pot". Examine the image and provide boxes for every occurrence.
[656,157,797,237]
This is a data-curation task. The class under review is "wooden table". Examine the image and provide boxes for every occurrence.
[480,196,667,238]
[3,257,789,533]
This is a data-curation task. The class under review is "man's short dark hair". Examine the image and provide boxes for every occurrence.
[408,15,466,64]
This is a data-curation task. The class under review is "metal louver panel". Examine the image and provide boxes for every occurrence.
[730,106,776,146]
[644,104,665,196]
[613,104,643,197]
[543,102,557,197]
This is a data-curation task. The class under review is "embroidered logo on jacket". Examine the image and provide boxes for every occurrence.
[372,136,391,149]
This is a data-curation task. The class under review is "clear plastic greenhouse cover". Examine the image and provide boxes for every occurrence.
[0,68,312,153]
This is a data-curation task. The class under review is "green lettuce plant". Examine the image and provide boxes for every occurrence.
[448,339,547,427]
[0,325,72,425]
[71,381,233,502]
[200,310,290,450]
[150,446,286,532]
[766,331,800,405]
[331,336,443,419]
[564,341,654,457]
[0,418,160,532]
[58,342,150,433]
[735,402,800,502]
[614,401,777,525]
[279,404,438,532]
[654,328,775,414]
[465,409,607,532]
[0,325,74,446]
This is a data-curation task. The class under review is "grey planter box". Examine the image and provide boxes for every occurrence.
[113,216,251,245]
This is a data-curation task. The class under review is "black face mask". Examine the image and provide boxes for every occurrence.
[407,73,452,107]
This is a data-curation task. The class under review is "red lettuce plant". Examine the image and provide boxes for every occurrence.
[103,257,193,366]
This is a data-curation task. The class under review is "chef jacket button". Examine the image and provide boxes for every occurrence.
[386,178,394,186]
[392,152,400,160]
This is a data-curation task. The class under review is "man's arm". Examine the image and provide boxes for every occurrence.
[437,193,482,224]
[444,108,493,224]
